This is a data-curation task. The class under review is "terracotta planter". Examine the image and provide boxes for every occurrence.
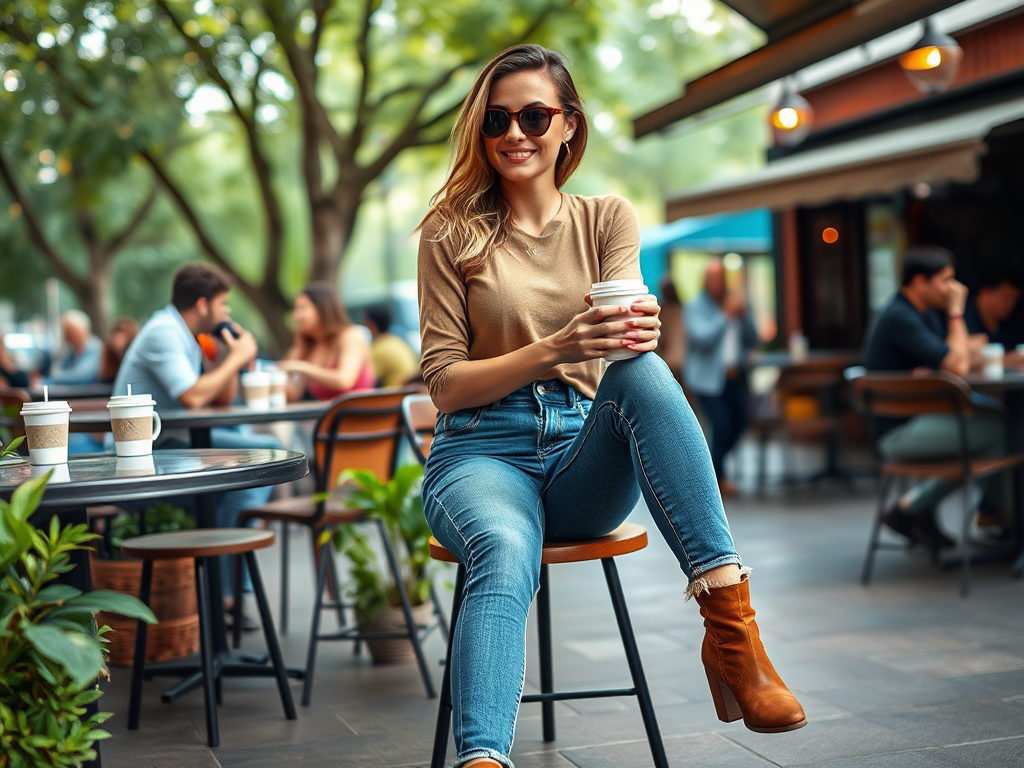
[357,602,433,665]
[90,555,199,666]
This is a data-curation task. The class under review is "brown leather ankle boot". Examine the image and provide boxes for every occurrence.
[695,578,806,733]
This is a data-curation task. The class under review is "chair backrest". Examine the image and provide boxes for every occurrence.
[0,388,31,442]
[852,372,975,420]
[774,358,849,396]
[311,387,419,495]
[401,393,438,466]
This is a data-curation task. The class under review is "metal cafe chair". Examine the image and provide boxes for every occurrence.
[851,371,1024,596]
[400,394,668,768]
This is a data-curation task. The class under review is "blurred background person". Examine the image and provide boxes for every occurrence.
[98,317,139,383]
[684,259,759,497]
[46,310,102,385]
[965,272,1022,368]
[654,272,685,386]
[363,302,419,388]
[279,282,375,401]
[0,333,29,389]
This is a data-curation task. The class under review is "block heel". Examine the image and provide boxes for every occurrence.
[705,666,743,723]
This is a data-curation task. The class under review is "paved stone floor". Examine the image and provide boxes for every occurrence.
[97,456,1024,767]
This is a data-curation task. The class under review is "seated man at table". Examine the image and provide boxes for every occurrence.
[114,262,281,623]
[863,245,1008,546]
[46,310,103,385]
[965,272,1023,366]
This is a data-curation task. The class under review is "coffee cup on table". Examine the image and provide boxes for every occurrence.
[982,342,1004,378]
[107,389,162,457]
[241,370,272,410]
[20,398,72,466]
[589,279,649,362]
[269,368,288,408]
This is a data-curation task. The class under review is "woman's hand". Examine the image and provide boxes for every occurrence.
[547,294,662,365]
[276,359,313,376]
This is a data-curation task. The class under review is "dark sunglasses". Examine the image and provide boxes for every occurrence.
[481,106,565,138]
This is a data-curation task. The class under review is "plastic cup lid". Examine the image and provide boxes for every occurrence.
[107,394,157,408]
[20,400,72,414]
[590,281,648,296]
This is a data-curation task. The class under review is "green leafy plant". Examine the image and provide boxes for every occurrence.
[328,464,432,621]
[0,472,157,767]
[0,435,24,461]
[105,504,195,561]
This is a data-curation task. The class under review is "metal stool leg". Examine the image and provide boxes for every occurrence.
[127,559,153,731]
[862,474,894,585]
[429,579,449,641]
[537,563,555,742]
[232,554,244,649]
[431,565,465,768]
[194,558,220,748]
[602,558,668,768]
[280,522,290,634]
[246,551,296,719]
[960,477,974,597]
[378,518,436,698]
[302,539,330,706]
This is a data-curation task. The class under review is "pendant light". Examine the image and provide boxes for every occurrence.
[770,82,813,147]
[899,19,963,94]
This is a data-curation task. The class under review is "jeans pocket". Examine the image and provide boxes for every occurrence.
[442,407,485,436]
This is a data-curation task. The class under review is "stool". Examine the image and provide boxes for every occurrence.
[123,529,296,747]
[428,522,668,768]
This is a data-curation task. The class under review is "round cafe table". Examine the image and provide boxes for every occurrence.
[0,449,308,768]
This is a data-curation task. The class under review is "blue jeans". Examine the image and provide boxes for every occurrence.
[423,353,740,768]
[696,375,749,481]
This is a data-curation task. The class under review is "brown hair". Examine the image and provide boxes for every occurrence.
[421,44,588,266]
[171,263,232,310]
[295,282,349,359]
[98,317,139,383]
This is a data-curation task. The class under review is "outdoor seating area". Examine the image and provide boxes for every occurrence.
[3,2,1024,768]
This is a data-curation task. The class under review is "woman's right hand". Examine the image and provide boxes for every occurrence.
[546,304,658,365]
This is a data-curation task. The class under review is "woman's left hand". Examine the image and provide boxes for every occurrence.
[583,292,662,353]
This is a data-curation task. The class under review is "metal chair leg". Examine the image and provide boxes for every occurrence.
[377,518,436,698]
[430,579,449,641]
[602,558,668,768]
[302,540,330,707]
[960,478,974,597]
[862,474,894,585]
[231,554,244,649]
[246,551,296,720]
[431,565,465,768]
[537,563,555,742]
[194,558,220,748]
[127,559,153,731]
[280,521,290,634]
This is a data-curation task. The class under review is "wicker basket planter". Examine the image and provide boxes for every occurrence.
[91,555,199,666]
[356,602,433,665]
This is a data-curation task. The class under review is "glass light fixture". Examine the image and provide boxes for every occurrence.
[899,19,963,94]
[770,82,813,147]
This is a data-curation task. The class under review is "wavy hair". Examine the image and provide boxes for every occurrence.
[420,45,588,266]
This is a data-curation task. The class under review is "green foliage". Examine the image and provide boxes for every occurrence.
[329,464,431,621]
[0,472,156,767]
[104,503,195,560]
[0,436,24,461]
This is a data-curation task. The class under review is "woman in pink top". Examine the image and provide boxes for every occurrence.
[277,283,375,401]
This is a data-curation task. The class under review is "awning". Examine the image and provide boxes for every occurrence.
[665,97,1024,221]
[633,0,961,138]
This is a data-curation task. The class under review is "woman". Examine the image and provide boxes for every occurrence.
[277,283,375,401]
[417,45,805,768]
[98,317,139,383]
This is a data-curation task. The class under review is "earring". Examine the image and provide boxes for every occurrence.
[563,140,571,158]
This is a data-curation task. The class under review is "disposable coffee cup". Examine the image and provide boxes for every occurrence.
[589,279,649,362]
[241,370,272,410]
[116,455,156,478]
[30,462,70,483]
[20,400,72,466]
[982,343,1004,378]
[269,369,288,408]
[107,394,162,457]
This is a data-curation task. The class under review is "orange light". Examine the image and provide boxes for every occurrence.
[822,227,839,244]
[900,46,942,70]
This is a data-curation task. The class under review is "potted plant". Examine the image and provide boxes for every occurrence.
[330,463,435,664]
[0,469,156,766]
[90,504,199,666]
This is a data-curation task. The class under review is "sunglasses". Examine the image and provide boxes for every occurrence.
[481,106,565,138]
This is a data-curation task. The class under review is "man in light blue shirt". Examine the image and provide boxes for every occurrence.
[114,263,280,620]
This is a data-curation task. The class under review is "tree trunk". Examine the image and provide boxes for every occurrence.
[309,185,363,287]
[78,257,113,340]
[245,283,292,355]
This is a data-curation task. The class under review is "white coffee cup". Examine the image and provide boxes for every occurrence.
[20,401,72,466]
[116,455,156,477]
[589,279,649,362]
[269,369,288,408]
[982,342,1004,378]
[241,370,272,410]
[106,394,162,457]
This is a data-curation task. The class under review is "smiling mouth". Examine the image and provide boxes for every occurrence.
[502,149,535,160]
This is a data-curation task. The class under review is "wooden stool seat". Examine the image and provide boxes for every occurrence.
[238,493,368,526]
[429,522,648,565]
[122,529,275,560]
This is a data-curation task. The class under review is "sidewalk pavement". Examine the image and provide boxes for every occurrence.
[98,479,1024,768]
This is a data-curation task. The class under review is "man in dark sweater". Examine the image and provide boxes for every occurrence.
[863,246,1005,546]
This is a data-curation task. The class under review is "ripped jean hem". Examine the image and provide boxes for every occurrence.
[454,747,515,768]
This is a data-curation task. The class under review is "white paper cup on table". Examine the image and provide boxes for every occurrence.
[20,401,72,466]
[269,369,288,408]
[589,279,649,362]
[982,342,1004,378]
[241,370,272,410]
[107,394,162,457]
